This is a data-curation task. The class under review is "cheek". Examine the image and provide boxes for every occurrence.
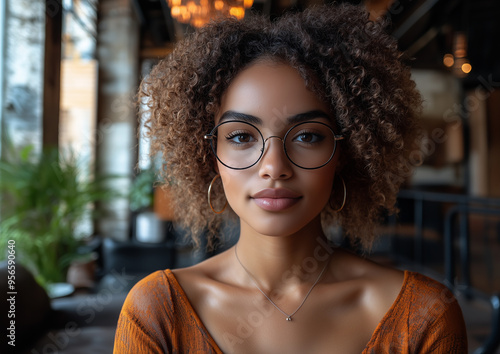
[218,166,246,207]
[308,165,337,205]
[318,176,336,199]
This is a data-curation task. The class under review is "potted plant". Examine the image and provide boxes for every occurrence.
[0,144,118,289]
[129,168,156,213]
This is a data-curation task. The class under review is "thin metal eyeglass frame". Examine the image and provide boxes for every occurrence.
[204,120,344,170]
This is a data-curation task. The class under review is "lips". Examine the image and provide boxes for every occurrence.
[251,188,302,211]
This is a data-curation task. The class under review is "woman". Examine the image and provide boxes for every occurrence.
[114,3,467,353]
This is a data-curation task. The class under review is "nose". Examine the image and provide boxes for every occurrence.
[258,136,293,180]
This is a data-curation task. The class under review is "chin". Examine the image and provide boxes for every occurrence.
[243,215,318,238]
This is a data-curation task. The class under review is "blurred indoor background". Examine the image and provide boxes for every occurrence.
[0,0,499,352]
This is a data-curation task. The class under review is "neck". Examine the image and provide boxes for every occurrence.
[234,216,334,292]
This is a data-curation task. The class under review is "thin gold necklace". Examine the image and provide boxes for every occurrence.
[234,244,331,322]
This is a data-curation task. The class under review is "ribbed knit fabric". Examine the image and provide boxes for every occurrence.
[363,271,467,353]
[114,269,467,353]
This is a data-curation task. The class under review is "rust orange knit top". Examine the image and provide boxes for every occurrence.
[114,269,467,353]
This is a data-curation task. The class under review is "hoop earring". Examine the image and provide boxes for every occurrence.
[329,175,346,212]
[208,174,228,214]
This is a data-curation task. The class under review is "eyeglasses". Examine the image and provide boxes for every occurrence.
[204,120,344,170]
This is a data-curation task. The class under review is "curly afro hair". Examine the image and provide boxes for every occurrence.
[139,3,422,251]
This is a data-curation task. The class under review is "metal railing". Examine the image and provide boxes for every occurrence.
[393,189,500,354]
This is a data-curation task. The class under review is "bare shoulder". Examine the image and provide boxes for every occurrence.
[170,248,236,300]
[329,248,405,320]
[172,247,234,279]
[330,247,404,283]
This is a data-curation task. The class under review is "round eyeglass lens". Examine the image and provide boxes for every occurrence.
[209,121,337,169]
[212,121,264,169]
[284,121,336,169]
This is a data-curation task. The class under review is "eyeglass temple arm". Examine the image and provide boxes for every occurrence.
[204,134,214,140]
[334,135,344,141]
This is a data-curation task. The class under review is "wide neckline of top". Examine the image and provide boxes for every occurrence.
[164,268,411,353]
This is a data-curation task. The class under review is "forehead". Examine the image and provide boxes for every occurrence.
[217,61,331,126]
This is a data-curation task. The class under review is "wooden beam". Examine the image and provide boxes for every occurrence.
[42,0,63,147]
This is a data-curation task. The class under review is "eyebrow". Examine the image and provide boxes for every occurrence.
[218,110,331,125]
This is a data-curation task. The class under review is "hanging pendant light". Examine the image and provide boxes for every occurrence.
[167,0,254,28]
[443,32,472,78]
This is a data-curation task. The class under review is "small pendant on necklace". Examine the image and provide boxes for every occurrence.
[286,316,292,321]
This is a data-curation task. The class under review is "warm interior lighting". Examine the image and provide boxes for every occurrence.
[229,7,245,20]
[443,54,454,68]
[454,33,467,59]
[461,62,472,74]
[167,0,254,28]
[171,6,181,17]
[444,31,472,77]
[214,0,225,11]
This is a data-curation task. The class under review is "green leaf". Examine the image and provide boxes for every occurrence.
[0,144,124,287]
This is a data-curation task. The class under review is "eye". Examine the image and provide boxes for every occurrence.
[225,130,257,144]
[292,131,325,144]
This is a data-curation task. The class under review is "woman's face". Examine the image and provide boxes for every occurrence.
[215,60,340,237]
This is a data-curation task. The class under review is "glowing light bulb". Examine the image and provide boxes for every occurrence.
[461,62,472,74]
[171,6,181,18]
[230,7,245,19]
[192,18,208,28]
[443,54,454,68]
[168,0,249,28]
[215,0,224,10]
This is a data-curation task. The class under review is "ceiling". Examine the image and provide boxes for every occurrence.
[387,0,500,86]
[132,0,500,86]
